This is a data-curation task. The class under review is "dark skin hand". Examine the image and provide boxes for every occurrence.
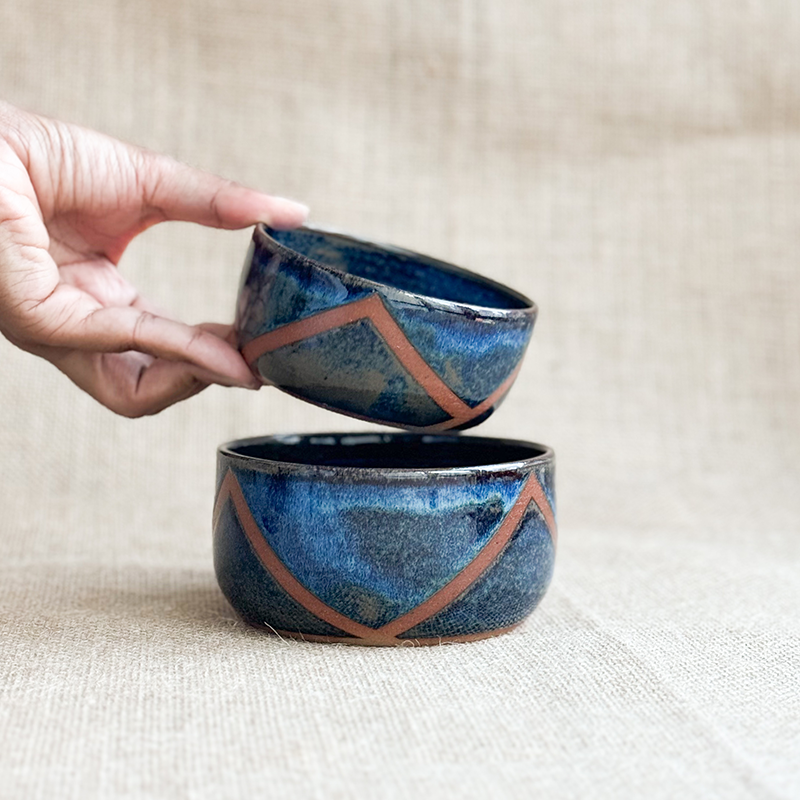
[0,100,307,416]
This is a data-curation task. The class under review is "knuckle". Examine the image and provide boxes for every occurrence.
[108,392,153,419]
[115,402,148,419]
[129,311,155,351]
[184,326,207,353]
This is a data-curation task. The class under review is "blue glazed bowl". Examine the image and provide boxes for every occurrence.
[235,225,537,431]
[213,433,556,646]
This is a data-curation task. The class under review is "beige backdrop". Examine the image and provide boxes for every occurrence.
[1,1,799,798]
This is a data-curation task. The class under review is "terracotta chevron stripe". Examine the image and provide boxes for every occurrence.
[428,363,522,432]
[213,471,393,643]
[376,472,556,638]
[213,469,557,646]
[240,294,518,430]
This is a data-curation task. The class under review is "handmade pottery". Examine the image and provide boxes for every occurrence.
[213,433,556,645]
[235,225,537,430]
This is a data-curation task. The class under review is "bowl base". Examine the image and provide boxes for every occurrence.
[243,620,524,647]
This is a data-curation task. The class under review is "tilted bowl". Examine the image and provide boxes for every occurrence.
[235,225,537,431]
[213,433,556,645]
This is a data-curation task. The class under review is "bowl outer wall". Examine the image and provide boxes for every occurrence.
[212,434,556,644]
[234,226,538,431]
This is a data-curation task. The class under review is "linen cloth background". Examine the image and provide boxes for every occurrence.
[1,1,799,798]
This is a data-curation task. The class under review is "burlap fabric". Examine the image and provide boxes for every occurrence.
[1,2,798,797]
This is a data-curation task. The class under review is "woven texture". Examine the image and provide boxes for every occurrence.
[1,1,799,797]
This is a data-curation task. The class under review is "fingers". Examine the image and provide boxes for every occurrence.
[141,153,309,231]
[77,304,259,388]
[195,321,237,345]
[0,231,257,390]
[6,279,258,388]
[19,319,259,417]
[54,350,213,417]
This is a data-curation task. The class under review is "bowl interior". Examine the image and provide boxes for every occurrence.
[224,433,548,470]
[263,227,532,311]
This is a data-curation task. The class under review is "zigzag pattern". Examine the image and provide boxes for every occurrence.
[241,293,520,431]
[213,469,557,646]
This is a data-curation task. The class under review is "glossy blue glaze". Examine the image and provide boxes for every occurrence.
[236,226,537,430]
[213,433,556,645]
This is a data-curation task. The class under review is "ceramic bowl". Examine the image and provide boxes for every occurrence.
[213,433,556,646]
[235,225,537,431]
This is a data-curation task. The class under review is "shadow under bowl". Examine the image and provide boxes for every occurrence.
[213,432,556,646]
[235,225,537,431]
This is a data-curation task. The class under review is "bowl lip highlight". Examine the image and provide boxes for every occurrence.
[252,223,538,320]
[218,432,554,480]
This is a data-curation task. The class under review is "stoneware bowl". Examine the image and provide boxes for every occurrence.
[213,432,556,645]
[235,225,537,431]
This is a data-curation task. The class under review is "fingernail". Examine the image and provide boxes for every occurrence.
[278,198,310,217]
[212,374,260,390]
[227,376,260,390]
[281,197,311,214]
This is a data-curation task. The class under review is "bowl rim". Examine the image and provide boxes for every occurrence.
[218,432,554,479]
[253,223,538,320]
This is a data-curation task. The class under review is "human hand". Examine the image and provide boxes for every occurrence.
[0,101,308,416]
